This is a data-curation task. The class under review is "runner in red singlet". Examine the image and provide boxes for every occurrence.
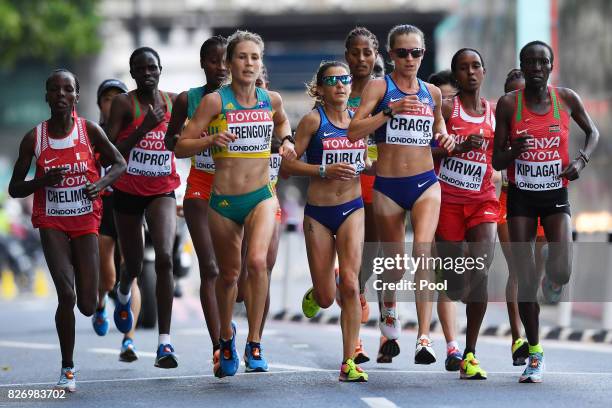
[8,69,126,392]
[432,48,497,379]
[493,41,599,383]
[106,47,180,369]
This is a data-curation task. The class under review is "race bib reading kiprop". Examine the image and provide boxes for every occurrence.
[514,159,563,191]
[226,110,273,154]
[127,148,172,177]
[322,137,366,174]
[46,185,92,216]
[385,105,434,146]
[438,156,486,192]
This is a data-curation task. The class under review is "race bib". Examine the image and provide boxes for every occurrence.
[322,137,366,174]
[514,159,562,191]
[226,110,273,154]
[127,148,172,177]
[269,153,281,184]
[385,106,434,146]
[438,157,486,192]
[46,185,92,217]
[194,149,215,172]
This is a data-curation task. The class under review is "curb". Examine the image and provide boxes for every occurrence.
[263,309,612,344]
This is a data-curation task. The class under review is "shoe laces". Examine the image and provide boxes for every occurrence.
[529,355,540,369]
[418,337,432,347]
[250,345,262,360]
[120,310,128,319]
[447,346,460,356]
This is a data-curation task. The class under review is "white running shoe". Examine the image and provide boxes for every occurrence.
[379,304,401,340]
[414,336,437,365]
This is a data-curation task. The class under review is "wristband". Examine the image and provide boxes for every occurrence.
[281,135,295,145]
[319,164,326,178]
[578,149,590,163]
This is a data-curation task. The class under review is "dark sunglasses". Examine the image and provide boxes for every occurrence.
[393,48,425,58]
[321,75,352,86]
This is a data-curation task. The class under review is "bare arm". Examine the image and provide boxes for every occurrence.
[347,79,387,142]
[431,97,454,160]
[164,91,188,151]
[8,130,65,198]
[85,121,126,199]
[175,92,231,158]
[492,93,532,170]
[558,87,600,180]
[269,91,296,160]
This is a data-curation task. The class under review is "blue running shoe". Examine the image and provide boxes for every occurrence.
[92,304,109,336]
[113,297,133,334]
[217,322,239,377]
[119,338,138,362]
[155,343,178,369]
[541,275,562,304]
[244,342,269,372]
[519,352,544,383]
[445,346,462,372]
[55,367,76,393]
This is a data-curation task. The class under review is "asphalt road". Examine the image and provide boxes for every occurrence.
[1,296,611,408]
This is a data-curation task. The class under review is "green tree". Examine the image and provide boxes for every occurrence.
[0,0,101,67]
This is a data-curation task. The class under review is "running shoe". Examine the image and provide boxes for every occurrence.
[92,303,109,336]
[353,338,370,364]
[512,338,529,366]
[460,352,487,380]
[113,296,133,334]
[445,346,462,372]
[217,321,239,377]
[302,287,320,318]
[379,303,401,340]
[541,275,563,304]
[360,293,370,324]
[376,336,400,363]
[339,358,368,382]
[244,342,269,372]
[414,336,436,365]
[119,337,138,362]
[55,367,76,393]
[519,352,544,383]
[154,343,178,369]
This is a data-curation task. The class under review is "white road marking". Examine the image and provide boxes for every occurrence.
[362,397,399,408]
[292,344,310,349]
[0,341,58,350]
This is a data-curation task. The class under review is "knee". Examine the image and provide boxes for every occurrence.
[77,298,96,317]
[155,251,173,275]
[57,287,76,309]
[200,259,219,281]
[339,276,359,300]
[246,255,267,276]
[218,271,239,288]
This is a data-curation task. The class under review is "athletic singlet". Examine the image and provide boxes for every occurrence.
[32,117,101,231]
[348,96,378,161]
[306,106,365,174]
[269,153,281,188]
[436,96,497,203]
[209,85,274,159]
[373,75,435,146]
[114,91,180,196]
[508,87,570,191]
[187,86,216,174]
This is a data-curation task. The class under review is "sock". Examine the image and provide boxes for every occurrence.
[447,341,459,352]
[528,343,543,354]
[62,361,74,369]
[213,343,220,353]
[418,334,430,342]
[158,334,171,346]
[117,288,131,305]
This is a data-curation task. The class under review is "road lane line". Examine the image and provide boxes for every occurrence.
[362,397,399,408]
[88,348,157,358]
[0,341,57,350]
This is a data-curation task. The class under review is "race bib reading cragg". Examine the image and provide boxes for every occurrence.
[514,159,562,191]
[386,105,434,146]
[322,137,366,174]
[127,130,173,177]
[46,185,92,216]
[226,110,273,154]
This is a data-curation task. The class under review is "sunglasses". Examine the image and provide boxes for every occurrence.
[392,48,425,58]
[321,75,352,86]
